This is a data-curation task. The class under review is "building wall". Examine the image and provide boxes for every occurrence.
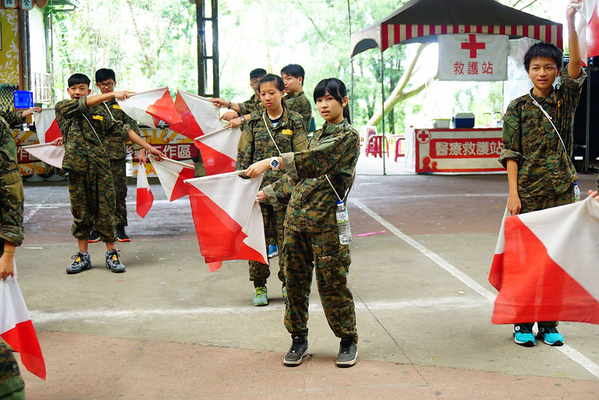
[0,9,20,110]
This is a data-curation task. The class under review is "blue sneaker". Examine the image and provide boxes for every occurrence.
[538,325,564,346]
[253,286,268,306]
[268,245,278,258]
[513,324,535,347]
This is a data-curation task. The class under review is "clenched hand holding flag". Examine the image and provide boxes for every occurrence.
[490,197,599,325]
[185,171,268,272]
[117,87,182,128]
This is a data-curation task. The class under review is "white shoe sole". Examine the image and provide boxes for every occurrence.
[336,349,358,367]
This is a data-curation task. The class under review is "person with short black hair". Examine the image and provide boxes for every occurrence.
[498,0,585,347]
[281,64,312,131]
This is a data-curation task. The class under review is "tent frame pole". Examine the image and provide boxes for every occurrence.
[381,49,386,175]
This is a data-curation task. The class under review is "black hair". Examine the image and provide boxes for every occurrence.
[68,73,91,87]
[95,68,116,83]
[281,64,305,82]
[258,74,285,92]
[313,78,351,124]
[250,68,267,80]
[524,42,563,72]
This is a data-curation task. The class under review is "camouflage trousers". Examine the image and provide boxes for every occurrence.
[249,203,285,287]
[282,228,358,342]
[110,159,128,228]
[68,164,117,242]
[0,339,25,399]
[519,185,574,214]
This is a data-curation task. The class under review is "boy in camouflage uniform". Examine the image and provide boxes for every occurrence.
[88,68,147,243]
[56,74,164,275]
[498,1,585,347]
[281,64,312,132]
[0,109,28,399]
[236,74,308,306]
[247,78,360,368]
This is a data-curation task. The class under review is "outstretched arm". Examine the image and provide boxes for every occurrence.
[568,0,583,79]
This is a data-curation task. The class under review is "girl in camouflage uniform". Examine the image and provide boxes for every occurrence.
[247,78,360,368]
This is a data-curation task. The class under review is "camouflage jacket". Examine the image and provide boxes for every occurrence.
[0,111,24,249]
[237,108,308,188]
[284,91,312,132]
[239,94,263,116]
[0,339,24,397]
[499,67,586,198]
[100,97,142,160]
[265,119,360,233]
[55,97,129,171]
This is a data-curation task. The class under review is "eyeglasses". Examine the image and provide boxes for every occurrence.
[98,81,115,89]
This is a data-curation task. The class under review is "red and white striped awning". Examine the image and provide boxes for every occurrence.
[351,0,563,57]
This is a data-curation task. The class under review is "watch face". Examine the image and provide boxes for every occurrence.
[271,159,280,168]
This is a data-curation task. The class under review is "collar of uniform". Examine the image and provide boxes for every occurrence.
[528,88,557,106]
[264,108,290,129]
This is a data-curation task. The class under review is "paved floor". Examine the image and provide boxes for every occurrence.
[10,157,599,399]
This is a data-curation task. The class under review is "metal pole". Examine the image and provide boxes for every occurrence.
[381,49,386,175]
[584,64,591,173]
[211,0,219,97]
[196,0,206,95]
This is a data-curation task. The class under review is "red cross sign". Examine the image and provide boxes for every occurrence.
[461,34,486,58]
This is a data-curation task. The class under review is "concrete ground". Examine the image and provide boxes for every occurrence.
[11,156,599,399]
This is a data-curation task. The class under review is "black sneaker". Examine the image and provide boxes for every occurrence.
[283,336,308,367]
[66,251,92,274]
[117,227,130,242]
[105,249,126,273]
[336,338,358,368]
[88,230,101,243]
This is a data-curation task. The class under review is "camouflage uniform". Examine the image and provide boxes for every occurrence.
[499,67,586,213]
[238,94,263,116]
[56,97,130,243]
[284,91,312,132]
[263,119,360,342]
[0,112,25,400]
[101,98,143,228]
[237,108,308,286]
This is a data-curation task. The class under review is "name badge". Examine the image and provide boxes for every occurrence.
[92,115,104,121]
[282,129,293,136]
[112,105,122,110]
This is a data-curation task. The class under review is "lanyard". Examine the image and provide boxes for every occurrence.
[528,93,569,159]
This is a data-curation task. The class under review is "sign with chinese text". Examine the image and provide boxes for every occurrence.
[438,34,508,81]
[412,128,505,173]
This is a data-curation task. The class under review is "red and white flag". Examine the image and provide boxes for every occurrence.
[117,87,183,128]
[438,33,508,81]
[1,269,46,379]
[490,197,599,325]
[185,171,267,272]
[148,155,195,202]
[193,127,240,176]
[33,108,62,143]
[573,0,599,61]
[488,206,510,291]
[136,163,153,218]
[22,143,65,169]
[169,90,222,141]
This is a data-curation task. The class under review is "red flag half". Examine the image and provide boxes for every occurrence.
[149,155,195,202]
[1,269,46,379]
[193,127,240,176]
[491,197,599,325]
[489,207,510,291]
[117,87,183,128]
[169,90,222,140]
[136,163,154,218]
[33,109,62,143]
[185,171,268,271]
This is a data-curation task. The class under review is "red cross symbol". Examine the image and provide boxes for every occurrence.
[416,130,431,144]
[461,34,485,59]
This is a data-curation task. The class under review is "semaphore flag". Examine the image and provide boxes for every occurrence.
[169,90,222,141]
[193,127,240,176]
[488,206,510,291]
[136,163,153,218]
[1,266,46,380]
[22,143,65,169]
[185,171,268,272]
[490,197,599,325]
[148,155,195,202]
[33,108,62,143]
[572,0,599,62]
[117,87,182,128]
